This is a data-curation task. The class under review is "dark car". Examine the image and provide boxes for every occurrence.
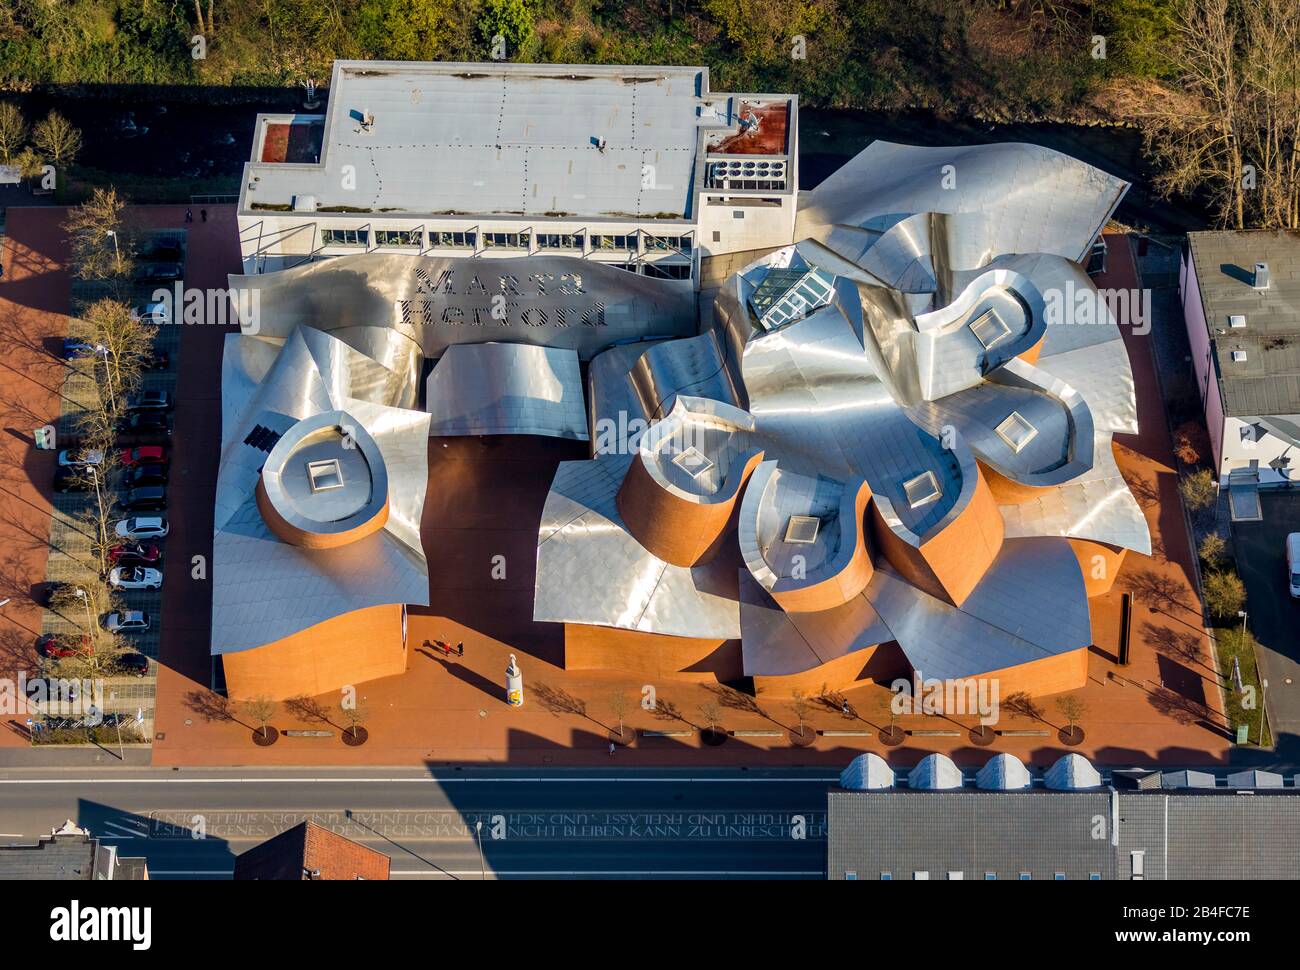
[107,542,161,567]
[116,652,150,677]
[117,412,171,443]
[123,486,167,512]
[143,234,184,261]
[36,633,92,659]
[133,261,183,282]
[53,468,92,493]
[61,337,106,360]
[128,464,169,487]
[127,390,173,413]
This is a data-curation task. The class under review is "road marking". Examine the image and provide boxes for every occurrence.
[0,775,837,785]
[149,869,824,877]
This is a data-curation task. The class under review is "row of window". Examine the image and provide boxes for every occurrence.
[847,870,1103,880]
[320,228,693,254]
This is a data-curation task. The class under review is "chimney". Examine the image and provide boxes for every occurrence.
[1254,262,1270,289]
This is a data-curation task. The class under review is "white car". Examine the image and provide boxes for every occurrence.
[57,448,105,468]
[131,301,169,325]
[1288,533,1300,598]
[108,566,162,590]
[114,515,169,540]
[103,611,151,634]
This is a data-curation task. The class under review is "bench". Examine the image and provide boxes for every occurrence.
[997,729,1051,737]
[640,729,693,738]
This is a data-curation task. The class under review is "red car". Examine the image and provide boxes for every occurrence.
[119,446,168,468]
[107,542,162,566]
[36,633,92,659]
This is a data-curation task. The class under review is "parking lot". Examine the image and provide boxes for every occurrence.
[1231,489,1300,756]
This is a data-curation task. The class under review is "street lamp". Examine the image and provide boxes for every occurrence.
[105,230,120,262]
[474,819,485,881]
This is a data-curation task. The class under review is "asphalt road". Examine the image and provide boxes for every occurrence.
[0,767,835,879]
[1231,491,1300,761]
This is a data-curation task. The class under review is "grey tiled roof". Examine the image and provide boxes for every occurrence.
[828,788,1300,879]
[1187,230,1300,417]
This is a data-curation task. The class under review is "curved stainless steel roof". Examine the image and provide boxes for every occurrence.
[213,323,431,656]
[425,342,588,440]
[228,252,696,361]
[534,140,1148,683]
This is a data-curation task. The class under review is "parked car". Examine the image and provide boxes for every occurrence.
[114,516,169,540]
[123,486,167,512]
[108,565,163,590]
[36,633,92,659]
[133,262,182,282]
[130,302,170,325]
[142,235,183,261]
[117,412,171,442]
[57,448,104,468]
[107,541,161,567]
[119,446,167,467]
[127,464,169,488]
[116,652,150,677]
[1288,533,1300,598]
[103,611,151,634]
[53,468,92,493]
[61,338,107,360]
[127,390,173,412]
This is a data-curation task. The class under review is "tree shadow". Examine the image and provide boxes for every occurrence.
[183,688,252,731]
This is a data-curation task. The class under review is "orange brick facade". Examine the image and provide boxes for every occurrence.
[222,603,407,701]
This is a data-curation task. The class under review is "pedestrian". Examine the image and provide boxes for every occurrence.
[200,209,208,222]
[457,641,464,657]
[185,208,193,223]
[842,700,851,716]
[608,741,615,756]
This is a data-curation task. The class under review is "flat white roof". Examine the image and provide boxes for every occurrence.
[243,60,793,223]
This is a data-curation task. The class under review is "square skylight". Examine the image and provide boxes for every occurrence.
[306,458,344,492]
[968,307,1012,349]
[671,446,714,480]
[1229,314,1246,328]
[995,411,1038,453]
[903,471,942,509]
[784,515,821,544]
[1231,350,1248,363]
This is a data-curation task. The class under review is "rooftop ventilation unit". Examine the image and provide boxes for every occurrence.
[1254,262,1270,289]
[903,470,942,509]
[784,515,821,544]
[1229,314,1246,328]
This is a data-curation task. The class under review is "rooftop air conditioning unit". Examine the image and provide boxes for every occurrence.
[1254,262,1270,289]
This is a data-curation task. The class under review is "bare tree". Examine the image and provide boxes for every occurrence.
[0,102,26,163]
[63,188,134,283]
[790,688,810,738]
[32,111,81,181]
[78,299,157,415]
[1055,694,1090,736]
[242,696,277,740]
[337,698,370,740]
[698,700,723,735]
[607,690,630,740]
[1113,0,1300,229]
[48,571,125,676]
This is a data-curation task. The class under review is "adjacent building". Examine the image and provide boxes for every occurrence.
[237,60,799,283]
[0,820,149,880]
[1181,229,1300,513]
[233,821,390,880]
[828,753,1300,880]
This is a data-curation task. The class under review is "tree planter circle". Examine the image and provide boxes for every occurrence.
[342,726,369,746]
[789,727,817,748]
[252,726,279,746]
[878,725,905,746]
[969,725,995,746]
[700,728,728,747]
[608,727,634,747]
[1058,726,1085,746]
